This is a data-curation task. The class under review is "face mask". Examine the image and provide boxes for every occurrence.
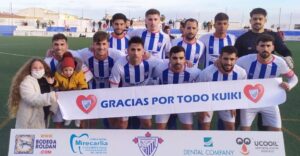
[31,69,45,79]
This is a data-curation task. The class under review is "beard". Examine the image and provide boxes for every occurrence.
[114,30,124,35]
[259,51,271,59]
[172,63,183,71]
[185,34,196,41]
[221,64,233,72]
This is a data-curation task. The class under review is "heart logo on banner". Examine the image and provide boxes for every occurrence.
[76,95,97,114]
[243,84,264,103]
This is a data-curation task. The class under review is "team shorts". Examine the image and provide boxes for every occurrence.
[201,110,235,123]
[155,113,193,124]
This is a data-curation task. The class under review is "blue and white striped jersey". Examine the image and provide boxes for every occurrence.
[237,54,294,79]
[153,61,201,84]
[80,48,124,89]
[171,37,205,67]
[201,64,247,82]
[44,49,78,73]
[109,56,162,87]
[128,29,171,59]
[109,33,130,54]
[199,34,236,68]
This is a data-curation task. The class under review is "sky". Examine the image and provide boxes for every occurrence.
[0,0,300,28]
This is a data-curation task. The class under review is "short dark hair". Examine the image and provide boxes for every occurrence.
[250,8,267,17]
[163,25,170,31]
[93,31,110,42]
[112,13,127,23]
[145,8,160,17]
[52,33,67,42]
[169,46,185,56]
[214,12,229,22]
[256,34,274,45]
[184,18,198,27]
[220,46,238,56]
[128,36,144,47]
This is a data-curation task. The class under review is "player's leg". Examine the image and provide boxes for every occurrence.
[167,114,178,130]
[119,117,129,129]
[218,110,236,130]
[261,106,282,131]
[198,111,213,130]
[240,108,258,131]
[178,113,193,130]
[139,115,152,129]
[155,114,171,129]
[107,118,120,129]
[52,108,64,128]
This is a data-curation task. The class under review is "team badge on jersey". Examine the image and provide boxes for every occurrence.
[133,132,164,156]
[76,95,97,114]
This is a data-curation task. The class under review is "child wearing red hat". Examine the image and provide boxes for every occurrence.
[52,52,88,128]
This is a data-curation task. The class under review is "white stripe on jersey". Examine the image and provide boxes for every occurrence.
[109,33,129,53]
[109,56,162,87]
[237,54,291,79]
[128,29,171,59]
[199,34,236,67]
[201,64,247,82]
[171,37,205,67]
[153,61,201,84]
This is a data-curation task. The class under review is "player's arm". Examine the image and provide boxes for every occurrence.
[280,70,298,91]
[273,32,292,57]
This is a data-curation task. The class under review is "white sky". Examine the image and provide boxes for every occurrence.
[0,0,300,27]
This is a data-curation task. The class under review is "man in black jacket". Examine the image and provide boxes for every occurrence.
[234,8,294,130]
[235,8,293,68]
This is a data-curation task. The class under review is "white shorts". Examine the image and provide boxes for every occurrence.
[240,106,281,128]
[121,115,152,121]
[155,113,193,124]
[202,111,235,123]
[52,108,64,123]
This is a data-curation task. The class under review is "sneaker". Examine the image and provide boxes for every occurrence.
[64,120,72,126]
[75,120,81,128]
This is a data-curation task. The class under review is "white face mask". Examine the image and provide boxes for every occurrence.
[31,69,45,79]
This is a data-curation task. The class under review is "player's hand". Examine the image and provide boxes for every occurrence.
[45,48,54,57]
[143,51,151,60]
[199,112,210,121]
[280,82,290,91]
[214,59,224,73]
[229,110,236,118]
[45,76,55,84]
[185,60,193,68]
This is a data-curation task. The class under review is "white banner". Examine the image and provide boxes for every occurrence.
[9,129,285,156]
[57,78,286,120]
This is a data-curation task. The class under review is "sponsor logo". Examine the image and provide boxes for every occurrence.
[133,132,164,156]
[203,137,213,147]
[70,133,108,155]
[254,140,279,153]
[36,134,57,155]
[244,84,264,103]
[14,135,35,154]
[76,95,97,113]
[236,137,251,155]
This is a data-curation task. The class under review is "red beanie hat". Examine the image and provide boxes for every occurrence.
[61,52,75,69]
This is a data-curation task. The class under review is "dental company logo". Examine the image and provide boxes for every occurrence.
[133,132,164,156]
[203,137,213,147]
[70,133,108,155]
[14,135,35,154]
